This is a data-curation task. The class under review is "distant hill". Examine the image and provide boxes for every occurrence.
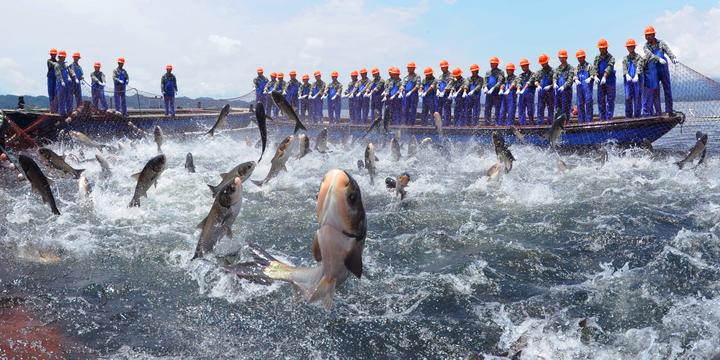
[0,94,250,111]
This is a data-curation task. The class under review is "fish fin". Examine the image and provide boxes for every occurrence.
[220,172,229,178]
[251,179,264,187]
[311,232,322,262]
[375,156,379,161]
[196,216,208,229]
[131,172,141,180]
[154,179,158,188]
[344,245,364,279]
[282,164,288,172]
[222,243,285,285]
[676,161,684,170]
[74,168,85,179]
[129,197,140,207]
[46,177,55,186]
[698,149,707,165]
[385,177,396,189]
[226,226,233,238]
[309,276,337,309]
[207,184,219,197]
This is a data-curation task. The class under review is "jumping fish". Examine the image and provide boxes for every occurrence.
[486,163,502,180]
[129,154,166,207]
[206,104,231,137]
[385,172,410,199]
[543,114,566,147]
[510,126,526,144]
[676,132,708,169]
[252,135,294,186]
[38,147,84,179]
[153,125,163,152]
[192,177,243,260]
[390,137,401,162]
[18,155,60,215]
[363,143,378,185]
[68,130,110,151]
[315,128,329,153]
[208,161,256,197]
[271,91,306,134]
[492,132,515,173]
[297,134,311,159]
[185,153,196,173]
[95,153,111,176]
[256,102,268,162]
[407,135,418,157]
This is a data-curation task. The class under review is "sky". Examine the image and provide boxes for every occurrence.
[1,0,719,98]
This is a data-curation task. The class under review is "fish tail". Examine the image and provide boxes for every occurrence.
[308,276,337,309]
[206,129,215,137]
[207,184,220,197]
[251,179,264,187]
[129,196,140,207]
[222,243,294,285]
[51,204,61,215]
[676,161,684,169]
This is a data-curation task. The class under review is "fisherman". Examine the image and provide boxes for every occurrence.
[516,58,535,125]
[641,55,661,117]
[419,66,437,125]
[554,50,574,120]
[644,25,677,114]
[90,62,108,111]
[357,68,371,123]
[437,60,452,125]
[344,70,359,123]
[273,72,285,118]
[448,67,465,126]
[47,48,58,113]
[68,52,84,110]
[464,64,483,126]
[592,39,616,120]
[366,67,385,120]
[325,71,342,123]
[574,50,594,123]
[284,70,300,113]
[161,64,178,117]
[401,62,419,126]
[310,71,325,123]
[298,74,312,121]
[253,67,268,108]
[500,63,518,125]
[53,50,71,116]
[113,57,129,116]
[263,72,277,118]
[623,39,642,118]
[382,67,402,124]
[533,53,554,124]
[484,56,504,125]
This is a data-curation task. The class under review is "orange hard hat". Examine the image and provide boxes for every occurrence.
[314,70,321,77]
[277,72,284,78]
[391,67,401,75]
[470,63,480,72]
[538,53,549,65]
[331,71,338,77]
[423,66,433,76]
[94,62,101,68]
[270,72,276,77]
[597,38,608,49]
[576,49,586,59]
[72,52,81,59]
[452,67,462,77]
[506,63,516,71]
[302,74,310,80]
[117,57,125,64]
[490,56,500,65]
[371,67,379,75]
[558,49,568,58]
[407,61,416,69]
[645,25,656,35]
[49,48,58,55]
[625,38,636,47]
[289,70,297,76]
[439,59,449,68]
[166,64,173,70]
[351,70,358,77]
[58,50,67,57]
[359,68,368,74]
[257,67,264,74]
[519,58,529,66]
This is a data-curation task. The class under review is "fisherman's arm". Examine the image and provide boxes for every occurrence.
[661,40,677,63]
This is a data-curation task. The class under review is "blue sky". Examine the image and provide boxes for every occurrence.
[0,0,717,98]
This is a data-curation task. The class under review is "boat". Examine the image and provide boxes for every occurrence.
[1,103,683,149]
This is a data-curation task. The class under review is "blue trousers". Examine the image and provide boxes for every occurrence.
[348,97,356,123]
[536,88,554,124]
[641,87,661,116]
[48,75,57,112]
[453,96,465,126]
[438,96,452,126]
[71,81,82,109]
[420,95,436,125]
[658,65,673,113]
[466,94,481,126]
[164,95,175,116]
[92,85,107,111]
[264,95,275,119]
[114,89,127,115]
[484,93,502,124]
[287,94,298,113]
[555,88,572,120]
[500,92,517,125]
[255,93,265,107]
[576,85,593,123]
[403,93,418,125]
[312,97,323,122]
[55,83,69,116]
[360,96,370,123]
[597,84,615,120]
[389,98,402,124]
[327,98,341,123]
[299,98,310,121]
[517,90,534,125]
[624,81,641,118]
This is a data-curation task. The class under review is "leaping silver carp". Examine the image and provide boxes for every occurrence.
[315,128,329,153]
[676,132,708,169]
[38,147,84,179]
[385,172,410,199]
[185,153,196,173]
[18,155,60,215]
[390,137,401,162]
[206,104,231,137]
[363,143,378,185]
[153,125,164,152]
[492,132,514,173]
[252,135,294,186]
[271,91,306,134]
[297,134,311,159]
[192,177,243,260]
[129,154,166,207]
[208,161,256,197]
[68,130,111,151]
[255,102,268,162]
[407,135,418,157]
[543,114,566,147]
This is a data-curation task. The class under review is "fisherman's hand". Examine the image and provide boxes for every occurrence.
[543,85,552,91]
[658,58,667,65]
[487,87,494,95]
[585,77,592,84]
[600,76,607,85]
[518,88,525,95]
[462,92,467,98]
[671,58,678,65]
[573,79,581,86]
[632,74,639,83]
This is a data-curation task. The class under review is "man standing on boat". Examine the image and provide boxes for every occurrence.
[401,62,419,126]
[366,67,385,121]
[484,56,504,125]
[449,67,465,126]
[263,72,277,118]
[623,39,643,118]
[161,64,178,117]
[253,67,268,109]
[554,50,574,120]
[53,50,72,116]
[284,70,300,113]
[68,52,84,110]
[465,64,483,126]
[643,26,677,115]
[325,71,342,123]
[113,57,129,116]
[91,62,108,112]
[47,48,58,113]
[357,68,371,123]
[574,50,594,123]
[298,74,312,121]
[419,66,437,125]
[592,39,616,120]
[500,63,518,125]
[516,58,535,125]
[533,53,554,125]
[437,60,452,125]
[310,71,325,123]
[273,72,285,118]
[344,71,359,123]
[383,67,403,124]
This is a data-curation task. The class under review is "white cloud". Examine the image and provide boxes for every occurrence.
[0,57,41,95]
[655,4,720,77]
[207,35,243,55]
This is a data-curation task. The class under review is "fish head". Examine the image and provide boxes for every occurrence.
[186,153,193,161]
[365,143,375,162]
[554,113,567,128]
[700,134,708,145]
[398,172,410,187]
[236,161,256,180]
[316,169,366,242]
[150,154,167,172]
[218,177,243,208]
[17,155,33,171]
[37,148,52,160]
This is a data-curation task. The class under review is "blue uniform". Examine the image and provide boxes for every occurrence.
[345,79,359,123]
[357,77,371,123]
[113,67,129,116]
[401,73,419,125]
[383,77,403,125]
[484,68,505,124]
[593,52,616,120]
[516,70,535,125]
[161,73,178,116]
[641,56,661,116]
[272,80,285,118]
[263,79,276,117]
[91,70,108,111]
[623,53,642,118]
[464,75,483,126]
[284,78,300,112]
[533,66,554,124]
[500,74,517,125]
[554,63,574,120]
[325,80,342,123]
[644,39,676,113]
[436,71,452,125]
[367,76,385,121]
[54,60,71,116]
[449,76,465,126]
[575,61,594,123]
[47,57,57,112]
[69,62,83,109]
[419,76,437,125]
[310,79,325,123]
[298,82,311,121]
[253,75,268,107]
